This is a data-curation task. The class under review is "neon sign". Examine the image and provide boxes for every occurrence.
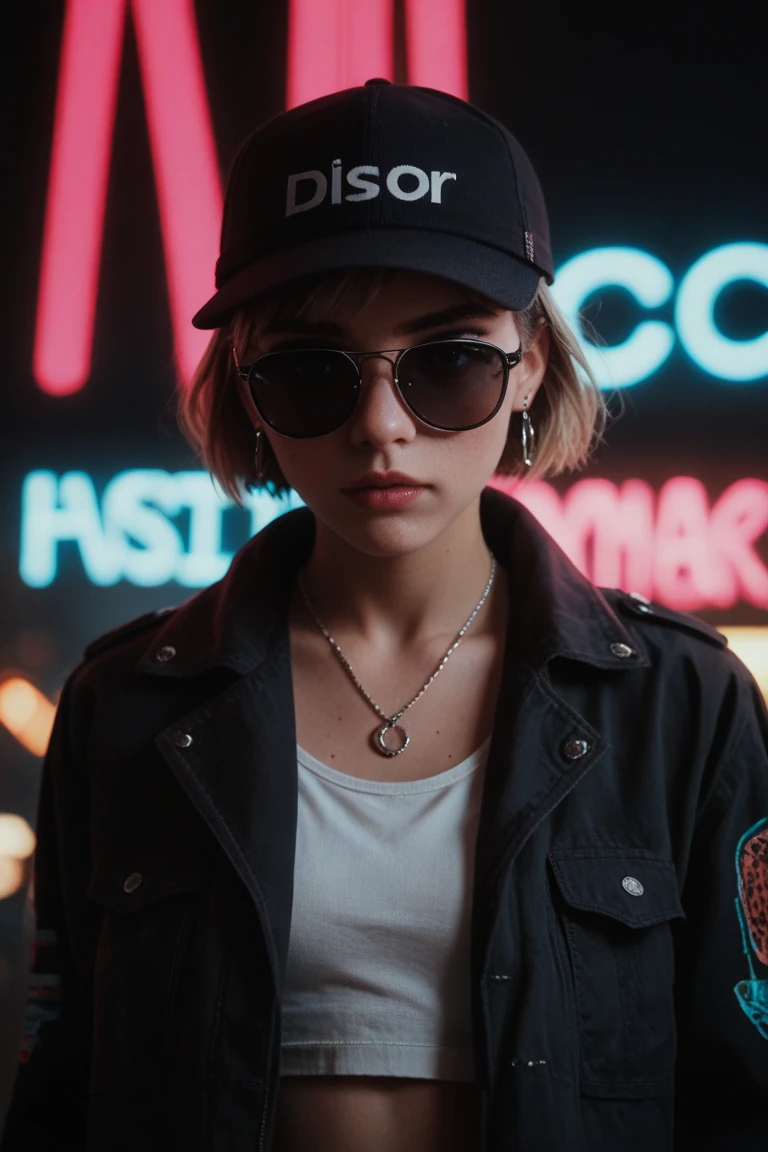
[19,471,305,589]
[19,470,768,612]
[34,0,222,396]
[34,0,467,397]
[554,243,768,387]
[36,2,768,399]
[505,476,768,611]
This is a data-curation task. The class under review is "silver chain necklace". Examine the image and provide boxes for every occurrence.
[297,556,497,758]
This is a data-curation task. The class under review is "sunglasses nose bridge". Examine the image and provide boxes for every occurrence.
[353,348,398,366]
[349,349,403,392]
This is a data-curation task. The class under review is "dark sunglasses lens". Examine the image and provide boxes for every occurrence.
[399,341,506,429]
[249,350,358,436]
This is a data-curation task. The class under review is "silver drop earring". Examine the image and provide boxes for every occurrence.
[254,428,267,483]
[521,396,536,467]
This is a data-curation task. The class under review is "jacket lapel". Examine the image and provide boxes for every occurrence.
[154,626,299,997]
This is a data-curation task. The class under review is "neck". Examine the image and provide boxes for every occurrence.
[294,496,507,652]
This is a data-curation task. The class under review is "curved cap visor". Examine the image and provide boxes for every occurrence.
[191,230,543,329]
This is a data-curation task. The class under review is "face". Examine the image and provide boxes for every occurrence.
[236,269,549,559]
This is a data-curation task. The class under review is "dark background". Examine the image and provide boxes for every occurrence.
[0,0,766,1113]
[3,0,768,809]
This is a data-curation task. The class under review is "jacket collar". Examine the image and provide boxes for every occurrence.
[136,485,648,678]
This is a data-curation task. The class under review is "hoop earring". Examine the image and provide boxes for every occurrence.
[521,397,536,467]
[254,428,267,483]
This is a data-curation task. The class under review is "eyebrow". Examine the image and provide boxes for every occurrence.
[263,303,501,339]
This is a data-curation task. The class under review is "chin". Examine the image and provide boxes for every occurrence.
[340,519,436,558]
[300,495,435,556]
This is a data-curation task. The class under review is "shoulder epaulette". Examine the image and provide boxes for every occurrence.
[605,589,727,649]
[83,606,177,661]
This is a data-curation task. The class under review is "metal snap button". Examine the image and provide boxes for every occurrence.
[563,738,589,761]
[123,872,142,894]
[628,591,651,605]
[622,875,644,896]
[155,645,177,663]
[610,642,635,658]
[635,603,653,614]
[173,732,193,748]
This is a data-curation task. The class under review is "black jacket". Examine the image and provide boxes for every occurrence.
[3,486,768,1151]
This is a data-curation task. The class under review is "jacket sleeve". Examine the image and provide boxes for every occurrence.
[1,668,99,1151]
[674,658,768,1151]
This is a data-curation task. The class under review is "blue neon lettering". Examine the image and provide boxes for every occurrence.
[19,470,306,588]
[552,247,675,388]
[675,243,768,382]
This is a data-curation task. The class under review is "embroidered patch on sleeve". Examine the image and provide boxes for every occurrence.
[20,973,63,1062]
[19,929,62,1063]
[734,816,768,1039]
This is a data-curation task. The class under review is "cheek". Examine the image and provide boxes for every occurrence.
[441,415,512,476]
[267,437,329,483]
[266,410,512,490]
[470,404,513,456]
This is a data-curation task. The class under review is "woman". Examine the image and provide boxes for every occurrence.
[4,80,767,1152]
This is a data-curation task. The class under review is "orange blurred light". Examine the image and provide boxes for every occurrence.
[0,676,56,757]
[0,813,36,900]
[0,814,36,861]
[0,856,27,900]
[717,627,768,703]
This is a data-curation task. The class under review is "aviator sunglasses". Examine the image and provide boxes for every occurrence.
[232,338,523,438]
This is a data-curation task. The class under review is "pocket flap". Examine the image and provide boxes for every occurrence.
[548,850,685,928]
[86,855,210,915]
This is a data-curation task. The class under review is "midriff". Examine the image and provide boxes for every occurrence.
[273,1076,482,1152]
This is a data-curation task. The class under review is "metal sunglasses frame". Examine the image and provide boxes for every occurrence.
[231,338,523,437]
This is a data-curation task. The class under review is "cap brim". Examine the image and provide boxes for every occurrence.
[191,229,544,329]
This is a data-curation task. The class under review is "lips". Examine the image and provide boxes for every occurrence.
[347,471,425,490]
[344,484,426,508]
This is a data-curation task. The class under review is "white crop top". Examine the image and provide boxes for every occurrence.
[280,736,491,1081]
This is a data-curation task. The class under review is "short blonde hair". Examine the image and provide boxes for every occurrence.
[178,267,609,503]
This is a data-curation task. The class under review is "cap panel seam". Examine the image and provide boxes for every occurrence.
[367,83,382,229]
[420,97,531,253]
[483,117,529,239]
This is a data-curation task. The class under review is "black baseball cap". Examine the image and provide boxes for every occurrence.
[192,78,554,330]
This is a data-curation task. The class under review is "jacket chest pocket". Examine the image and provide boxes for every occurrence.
[547,849,685,1099]
[86,858,210,1092]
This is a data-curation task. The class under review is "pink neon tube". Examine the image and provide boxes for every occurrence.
[33,0,127,396]
[34,0,222,396]
[405,0,468,97]
[287,0,395,108]
[131,0,222,387]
